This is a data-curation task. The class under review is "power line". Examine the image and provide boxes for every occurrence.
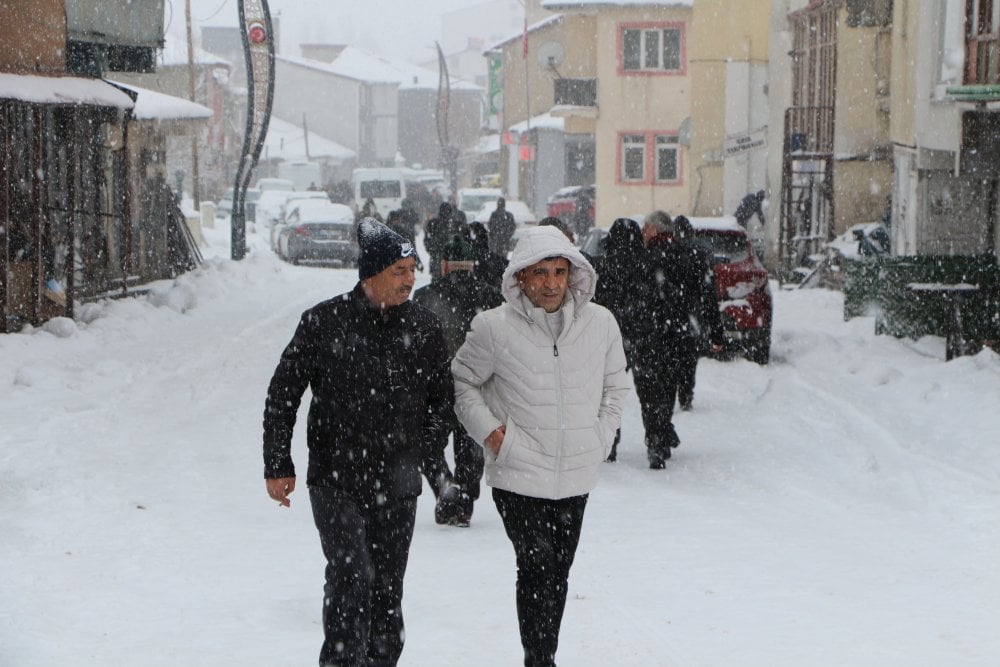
[200,0,232,22]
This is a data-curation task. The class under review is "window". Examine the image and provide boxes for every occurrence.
[618,132,683,186]
[621,134,646,182]
[656,135,679,182]
[620,23,684,74]
[965,0,1000,84]
[554,78,597,107]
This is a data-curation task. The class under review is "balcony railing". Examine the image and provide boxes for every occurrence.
[554,78,597,107]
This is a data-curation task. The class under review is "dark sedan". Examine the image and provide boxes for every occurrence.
[275,201,357,267]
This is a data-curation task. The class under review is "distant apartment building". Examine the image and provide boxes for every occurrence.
[274,46,482,171]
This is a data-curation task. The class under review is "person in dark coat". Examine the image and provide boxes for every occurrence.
[387,209,424,272]
[487,197,516,257]
[592,217,649,461]
[673,215,725,411]
[633,210,715,469]
[413,235,504,526]
[357,197,383,223]
[571,191,593,240]
[734,189,765,228]
[424,202,463,280]
[262,218,453,667]
[468,221,507,288]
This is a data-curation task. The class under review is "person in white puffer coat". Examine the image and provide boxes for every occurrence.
[451,225,630,667]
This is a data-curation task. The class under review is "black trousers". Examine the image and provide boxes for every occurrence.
[452,423,484,501]
[677,348,698,408]
[632,354,681,456]
[493,488,589,667]
[309,486,417,667]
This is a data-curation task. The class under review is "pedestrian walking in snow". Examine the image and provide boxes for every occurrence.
[424,202,464,280]
[387,208,424,272]
[673,215,725,410]
[468,221,507,287]
[413,234,503,527]
[570,190,593,240]
[452,226,630,667]
[633,210,712,468]
[592,217,649,460]
[262,218,453,667]
[487,197,516,257]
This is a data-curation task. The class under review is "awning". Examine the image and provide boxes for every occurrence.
[0,72,134,109]
[509,111,565,134]
[108,81,212,121]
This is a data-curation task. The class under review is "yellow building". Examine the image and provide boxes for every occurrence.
[487,8,598,215]
[535,0,774,230]
[688,0,771,219]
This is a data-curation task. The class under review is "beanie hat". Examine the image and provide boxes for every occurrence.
[357,217,416,280]
[442,234,475,262]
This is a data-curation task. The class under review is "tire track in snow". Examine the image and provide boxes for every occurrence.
[775,361,996,513]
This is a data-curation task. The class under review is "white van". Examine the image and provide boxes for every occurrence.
[352,168,406,220]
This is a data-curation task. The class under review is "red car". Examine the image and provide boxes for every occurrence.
[688,217,773,364]
[545,184,595,226]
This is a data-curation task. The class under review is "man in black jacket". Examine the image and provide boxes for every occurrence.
[634,210,722,469]
[263,218,453,667]
[413,235,503,527]
[423,202,462,281]
[487,197,516,257]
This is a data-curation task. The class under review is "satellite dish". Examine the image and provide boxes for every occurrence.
[536,41,565,71]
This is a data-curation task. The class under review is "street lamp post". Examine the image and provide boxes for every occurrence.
[231,0,275,260]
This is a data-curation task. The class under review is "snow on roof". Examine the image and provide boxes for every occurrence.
[0,73,134,109]
[109,81,212,121]
[543,0,692,7]
[509,112,565,133]
[278,46,481,92]
[262,116,356,162]
[158,29,231,68]
[484,15,565,53]
[472,133,501,154]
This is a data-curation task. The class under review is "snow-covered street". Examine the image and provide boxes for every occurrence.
[2,226,998,667]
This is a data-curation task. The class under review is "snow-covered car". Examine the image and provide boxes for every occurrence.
[270,197,336,251]
[215,187,260,219]
[457,187,502,220]
[279,191,330,220]
[254,190,300,228]
[274,201,357,266]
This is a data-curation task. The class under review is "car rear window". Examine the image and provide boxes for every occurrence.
[693,232,750,264]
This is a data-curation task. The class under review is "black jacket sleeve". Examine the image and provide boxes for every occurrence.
[262,311,317,479]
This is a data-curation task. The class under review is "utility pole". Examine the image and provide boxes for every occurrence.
[302,113,310,160]
[185,0,201,209]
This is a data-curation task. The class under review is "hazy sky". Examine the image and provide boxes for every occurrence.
[175,0,493,62]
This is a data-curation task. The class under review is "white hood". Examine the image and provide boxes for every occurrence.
[500,226,597,308]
